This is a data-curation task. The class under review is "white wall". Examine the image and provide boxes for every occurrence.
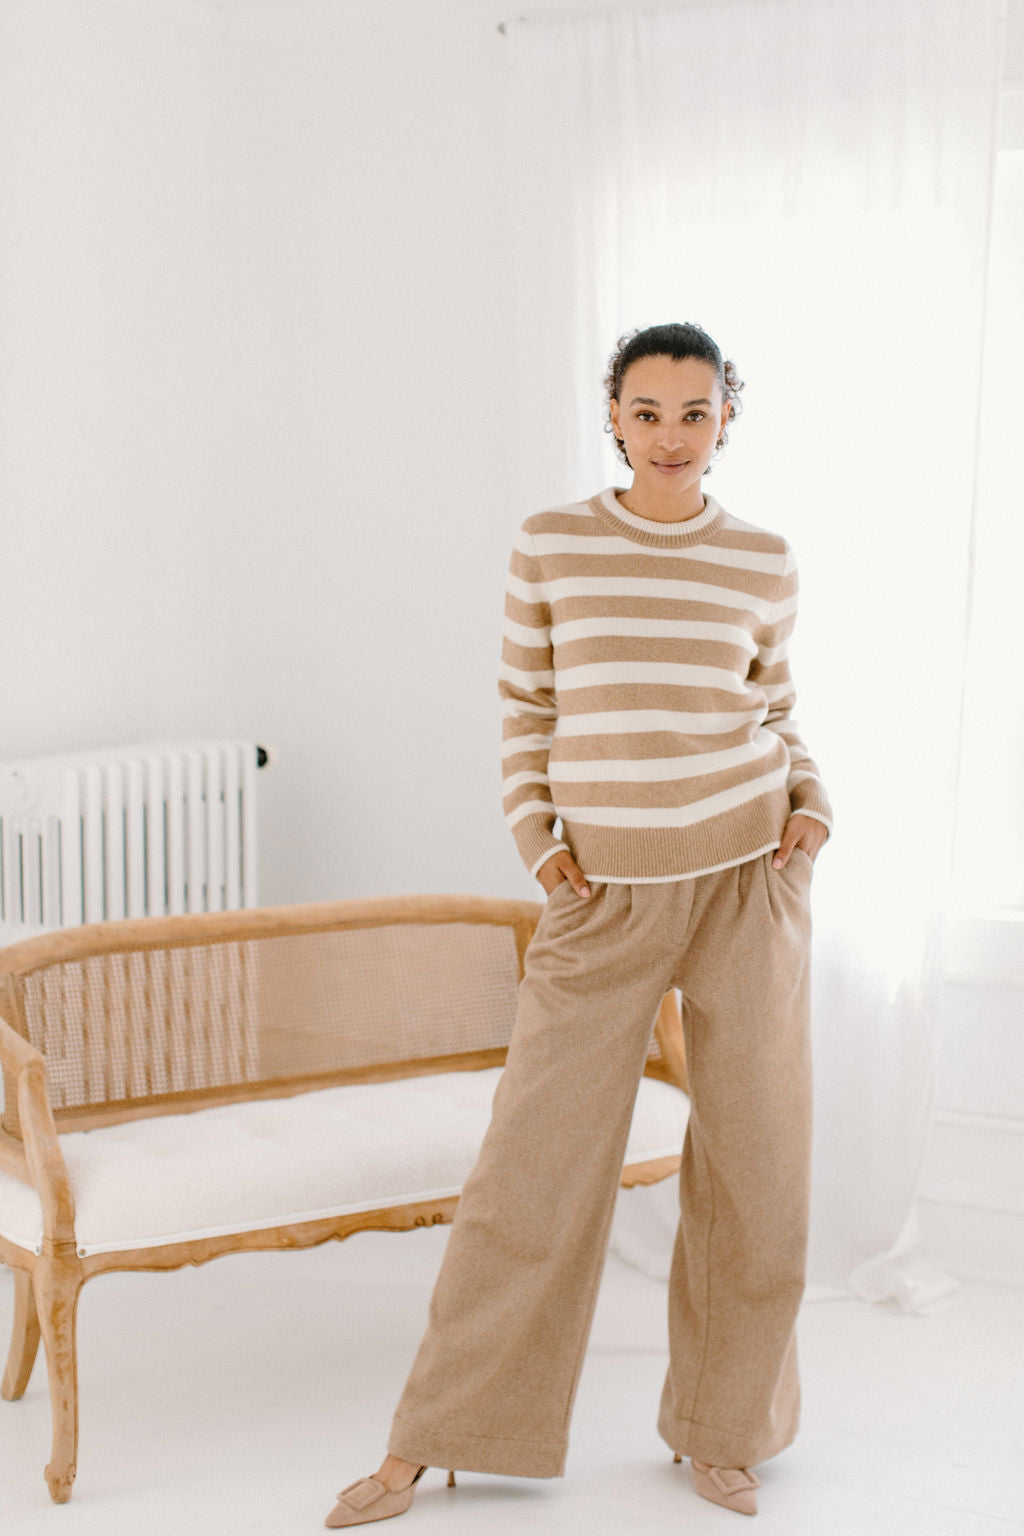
[2,0,1022,1283]
[0,0,529,905]
[9,0,1019,918]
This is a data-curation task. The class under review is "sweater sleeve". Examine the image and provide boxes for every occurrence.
[749,543,834,837]
[497,523,571,878]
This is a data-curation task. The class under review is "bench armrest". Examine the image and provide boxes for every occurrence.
[0,1012,76,1246]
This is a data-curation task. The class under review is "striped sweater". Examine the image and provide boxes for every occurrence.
[498,486,833,883]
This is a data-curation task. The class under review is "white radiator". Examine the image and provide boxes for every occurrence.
[0,740,267,947]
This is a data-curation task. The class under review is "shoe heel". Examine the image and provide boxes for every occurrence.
[447,1470,457,1487]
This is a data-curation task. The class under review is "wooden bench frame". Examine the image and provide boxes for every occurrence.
[0,893,689,1503]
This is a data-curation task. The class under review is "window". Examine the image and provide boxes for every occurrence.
[951,78,1024,915]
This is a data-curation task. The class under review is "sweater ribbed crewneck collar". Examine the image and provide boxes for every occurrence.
[589,486,725,548]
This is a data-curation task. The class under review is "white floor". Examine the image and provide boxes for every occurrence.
[1,1225,1022,1536]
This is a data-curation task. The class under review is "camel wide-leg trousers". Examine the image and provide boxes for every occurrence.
[387,845,814,1476]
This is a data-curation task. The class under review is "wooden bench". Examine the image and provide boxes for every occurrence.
[0,892,690,1503]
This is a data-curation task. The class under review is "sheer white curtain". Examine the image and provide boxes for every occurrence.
[504,0,1004,1312]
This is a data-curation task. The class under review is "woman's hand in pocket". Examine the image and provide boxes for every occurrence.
[772,813,829,869]
[537,853,591,898]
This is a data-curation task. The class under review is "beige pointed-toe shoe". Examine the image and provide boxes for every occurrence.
[690,1458,760,1516]
[324,1464,444,1527]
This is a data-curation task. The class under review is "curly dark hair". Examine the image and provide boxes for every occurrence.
[603,322,745,473]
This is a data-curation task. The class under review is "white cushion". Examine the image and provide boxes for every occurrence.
[0,1068,688,1257]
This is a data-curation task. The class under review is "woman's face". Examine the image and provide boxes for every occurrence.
[609,354,731,500]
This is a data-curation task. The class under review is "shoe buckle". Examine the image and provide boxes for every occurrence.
[338,1478,387,1511]
[709,1466,760,1496]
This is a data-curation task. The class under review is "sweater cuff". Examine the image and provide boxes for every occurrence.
[511,814,571,880]
[787,804,833,839]
[528,845,570,879]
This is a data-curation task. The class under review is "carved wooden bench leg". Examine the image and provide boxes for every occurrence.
[33,1251,84,1503]
[2,1266,42,1400]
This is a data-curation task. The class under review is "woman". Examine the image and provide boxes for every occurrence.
[325,322,832,1525]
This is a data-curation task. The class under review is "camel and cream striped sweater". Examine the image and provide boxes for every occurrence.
[498,486,833,883]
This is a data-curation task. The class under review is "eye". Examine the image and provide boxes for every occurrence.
[634,410,656,422]
[686,410,707,422]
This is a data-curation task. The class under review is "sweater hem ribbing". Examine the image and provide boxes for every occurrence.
[582,842,782,883]
[559,790,792,882]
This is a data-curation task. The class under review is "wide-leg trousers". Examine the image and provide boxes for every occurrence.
[387,845,814,1476]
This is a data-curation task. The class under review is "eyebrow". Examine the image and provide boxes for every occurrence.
[627,396,713,408]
